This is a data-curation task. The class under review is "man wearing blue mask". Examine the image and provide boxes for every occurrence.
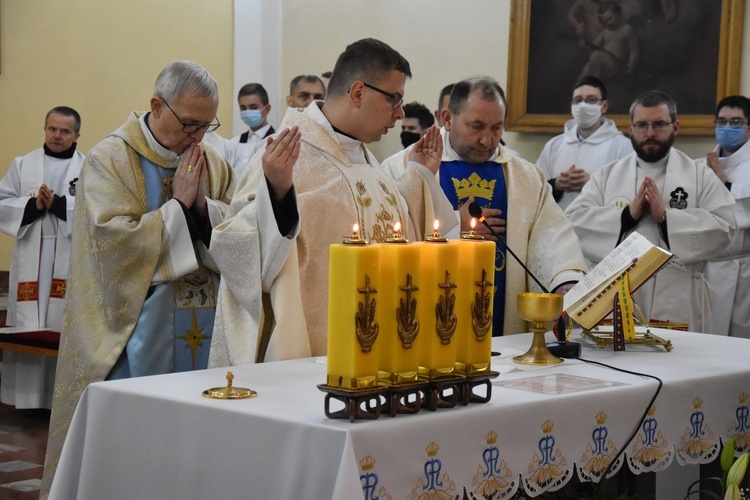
[701,95,750,338]
[230,82,274,170]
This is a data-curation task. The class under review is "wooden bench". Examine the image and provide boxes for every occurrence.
[0,272,60,356]
[0,330,60,357]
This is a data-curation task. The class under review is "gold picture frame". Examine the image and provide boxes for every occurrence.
[506,0,745,135]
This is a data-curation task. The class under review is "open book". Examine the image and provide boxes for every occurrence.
[563,232,673,329]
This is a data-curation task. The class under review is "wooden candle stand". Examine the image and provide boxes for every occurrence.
[423,375,465,411]
[382,382,428,417]
[460,371,499,405]
[317,384,386,422]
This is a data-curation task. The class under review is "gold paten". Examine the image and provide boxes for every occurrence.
[436,271,457,345]
[397,274,420,348]
[356,275,379,353]
[513,292,564,366]
[202,371,257,399]
[472,269,493,341]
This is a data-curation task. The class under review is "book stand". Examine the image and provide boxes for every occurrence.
[581,326,673,352]
[581,286,674,352]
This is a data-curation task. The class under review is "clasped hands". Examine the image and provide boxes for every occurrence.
[706,152,726,182]
[555,165,590,191]
[173,142,207,215]
[35,183,55,210]
[629,176,666,222]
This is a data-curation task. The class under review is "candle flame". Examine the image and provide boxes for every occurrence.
[433,219,440,231]
[352,223,360,236]
[393,221,401,237]
[470,218,476,230]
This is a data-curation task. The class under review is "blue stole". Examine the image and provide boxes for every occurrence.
[108,156,216,380]
[439,160,507,336]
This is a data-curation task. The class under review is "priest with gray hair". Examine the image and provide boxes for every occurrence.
[41,60,236,498]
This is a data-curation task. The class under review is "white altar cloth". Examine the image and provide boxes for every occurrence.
[50,330,750,499]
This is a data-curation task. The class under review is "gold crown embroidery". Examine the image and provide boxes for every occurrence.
[359,455,376,471]
[452,172,496,201]
[426,442,439,457]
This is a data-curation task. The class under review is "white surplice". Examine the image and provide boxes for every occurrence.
[0,147,83,409]
[565,149,736,331]
[536,118,633,210]
[698,140,750,338]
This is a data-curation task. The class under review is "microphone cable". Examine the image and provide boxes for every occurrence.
[468,202,550,293]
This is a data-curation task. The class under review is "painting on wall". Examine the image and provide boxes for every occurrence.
[506,0,745,135]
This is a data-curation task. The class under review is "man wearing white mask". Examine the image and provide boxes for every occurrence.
[230,82,274,173]
[537,76,632,210]
[700,95,750,338]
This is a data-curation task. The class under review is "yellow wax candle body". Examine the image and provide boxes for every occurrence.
[413,241,460,379]
[374,242,421,385]
[327,243,381,389]
[451,239,495,375]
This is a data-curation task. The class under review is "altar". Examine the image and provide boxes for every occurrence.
[49,330,750,499]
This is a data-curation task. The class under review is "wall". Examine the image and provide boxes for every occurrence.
[278,0,750,162]
[0,0,234,268]
[278,0,512,160]
[2,0,749,269]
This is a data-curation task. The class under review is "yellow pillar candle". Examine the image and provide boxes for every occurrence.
[414,227,460,380]
[451,234,495,375]
[375,228,421,385]
[327,227,381,389]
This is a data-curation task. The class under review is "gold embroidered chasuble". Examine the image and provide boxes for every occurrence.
[41,112,234,498]
[209,103,456,367]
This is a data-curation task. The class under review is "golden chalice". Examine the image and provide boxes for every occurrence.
[513,292,564,365]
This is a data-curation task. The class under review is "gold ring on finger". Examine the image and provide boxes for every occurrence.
[187,165,195,173]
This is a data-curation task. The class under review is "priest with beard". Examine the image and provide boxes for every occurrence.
[565,90,736,332]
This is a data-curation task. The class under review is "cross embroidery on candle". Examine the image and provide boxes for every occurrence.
[397,274,419,348]
[472,269,493,341]
[356,275,379,353]
[436,271,457,344]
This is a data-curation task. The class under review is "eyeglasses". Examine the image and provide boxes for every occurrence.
[715,118,748,128]
[571,97,604,105]
[160,98,221,133]
[362,82,404,110]
[631,121,673,132]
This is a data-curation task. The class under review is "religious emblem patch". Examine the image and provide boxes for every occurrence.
[69,177,78,196]
[669,187,688,209]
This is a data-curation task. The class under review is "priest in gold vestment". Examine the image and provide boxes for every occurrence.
[41,61,235,498]
[209,38,456,367]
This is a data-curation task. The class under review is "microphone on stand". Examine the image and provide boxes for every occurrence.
[467,202,580,358]
[467,203,548,293]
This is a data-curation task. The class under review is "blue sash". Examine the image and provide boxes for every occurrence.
[108,156,215,379]
[439,160,507,336]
